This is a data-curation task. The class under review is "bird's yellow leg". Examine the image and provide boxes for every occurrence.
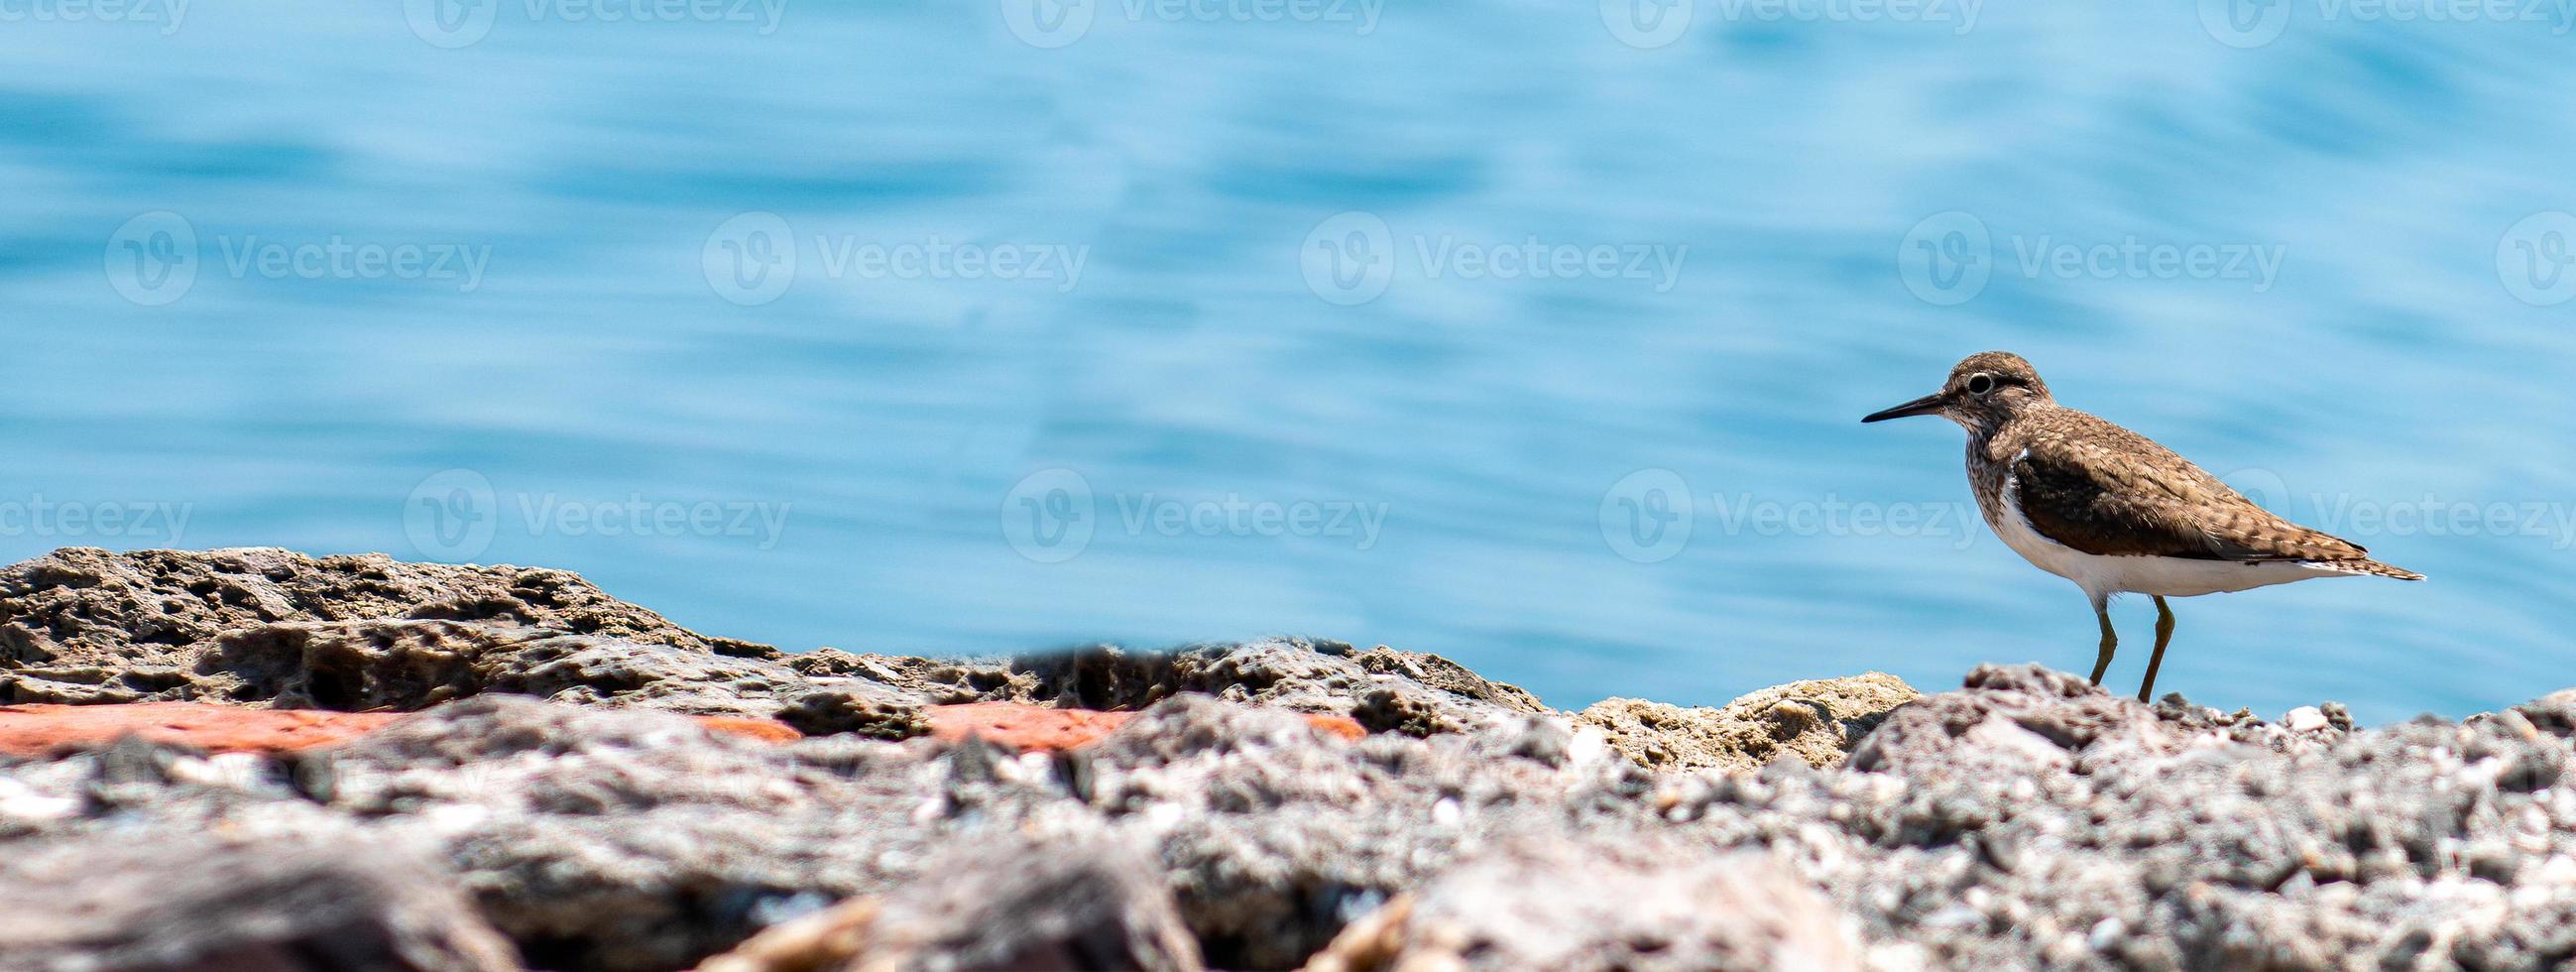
[2138,595,2174,702]
[2089,600,2116,685]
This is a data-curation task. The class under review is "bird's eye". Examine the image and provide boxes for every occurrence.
[1966,373,1996,395]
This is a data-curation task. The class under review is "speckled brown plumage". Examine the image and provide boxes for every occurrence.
[1928,352,2419,579]
[1863,351,2422,701]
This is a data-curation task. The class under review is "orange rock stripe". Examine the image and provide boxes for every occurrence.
[0,700,1366,758]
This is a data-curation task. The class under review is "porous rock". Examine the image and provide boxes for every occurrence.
[0,547,771,705]
[1003,639,1548,734]
[0,552,1547,747]
[193,619,816,718]
[14,550,2576,972]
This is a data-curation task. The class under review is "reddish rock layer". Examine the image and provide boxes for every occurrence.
[927,700,1365,751]
[0,702,797,756]
[0,700,1366,757]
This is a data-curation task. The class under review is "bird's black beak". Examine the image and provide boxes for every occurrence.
[1861,392,1948,424]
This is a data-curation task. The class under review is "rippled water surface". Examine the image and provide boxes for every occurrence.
[4,0,2573,723]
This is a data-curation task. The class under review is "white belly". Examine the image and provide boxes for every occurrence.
[1993,473,2344,601]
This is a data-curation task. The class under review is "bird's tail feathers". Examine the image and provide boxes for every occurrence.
[2311,557,2424,581]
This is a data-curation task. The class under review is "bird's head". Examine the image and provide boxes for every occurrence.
[1862,351,2051,430]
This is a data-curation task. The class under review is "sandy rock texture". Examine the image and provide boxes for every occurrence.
[1578,671,1919,773]
[9,548,2576,972]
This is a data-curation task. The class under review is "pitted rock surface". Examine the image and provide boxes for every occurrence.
[3,549,2566,972]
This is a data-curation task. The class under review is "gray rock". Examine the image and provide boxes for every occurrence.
[1307,838,1861,972]
[1004,639,1548,734]
[16,550,2576,972]
[189,620,817,719]
[0,552,1547,742]
[1843,662,2187,775]
[0,828,523,971]
[703,834,1204,972]
[771,686,934,740]
[0,547,772,704]
[18,663,2576,972]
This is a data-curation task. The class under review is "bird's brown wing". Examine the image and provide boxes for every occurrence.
[2009,428,2370,562]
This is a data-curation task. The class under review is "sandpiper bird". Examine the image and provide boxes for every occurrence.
[1862,351,2421,701]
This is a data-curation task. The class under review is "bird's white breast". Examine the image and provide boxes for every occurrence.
[1993,467,2342,602]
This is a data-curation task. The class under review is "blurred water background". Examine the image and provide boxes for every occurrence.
[3,0,2573,723]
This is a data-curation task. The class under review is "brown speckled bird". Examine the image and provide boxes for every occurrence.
[1863,351,2422,701]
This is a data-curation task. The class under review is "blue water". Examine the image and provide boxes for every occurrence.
[3,0,2573,725]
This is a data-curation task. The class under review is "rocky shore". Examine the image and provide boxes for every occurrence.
[1,547,2571,970]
